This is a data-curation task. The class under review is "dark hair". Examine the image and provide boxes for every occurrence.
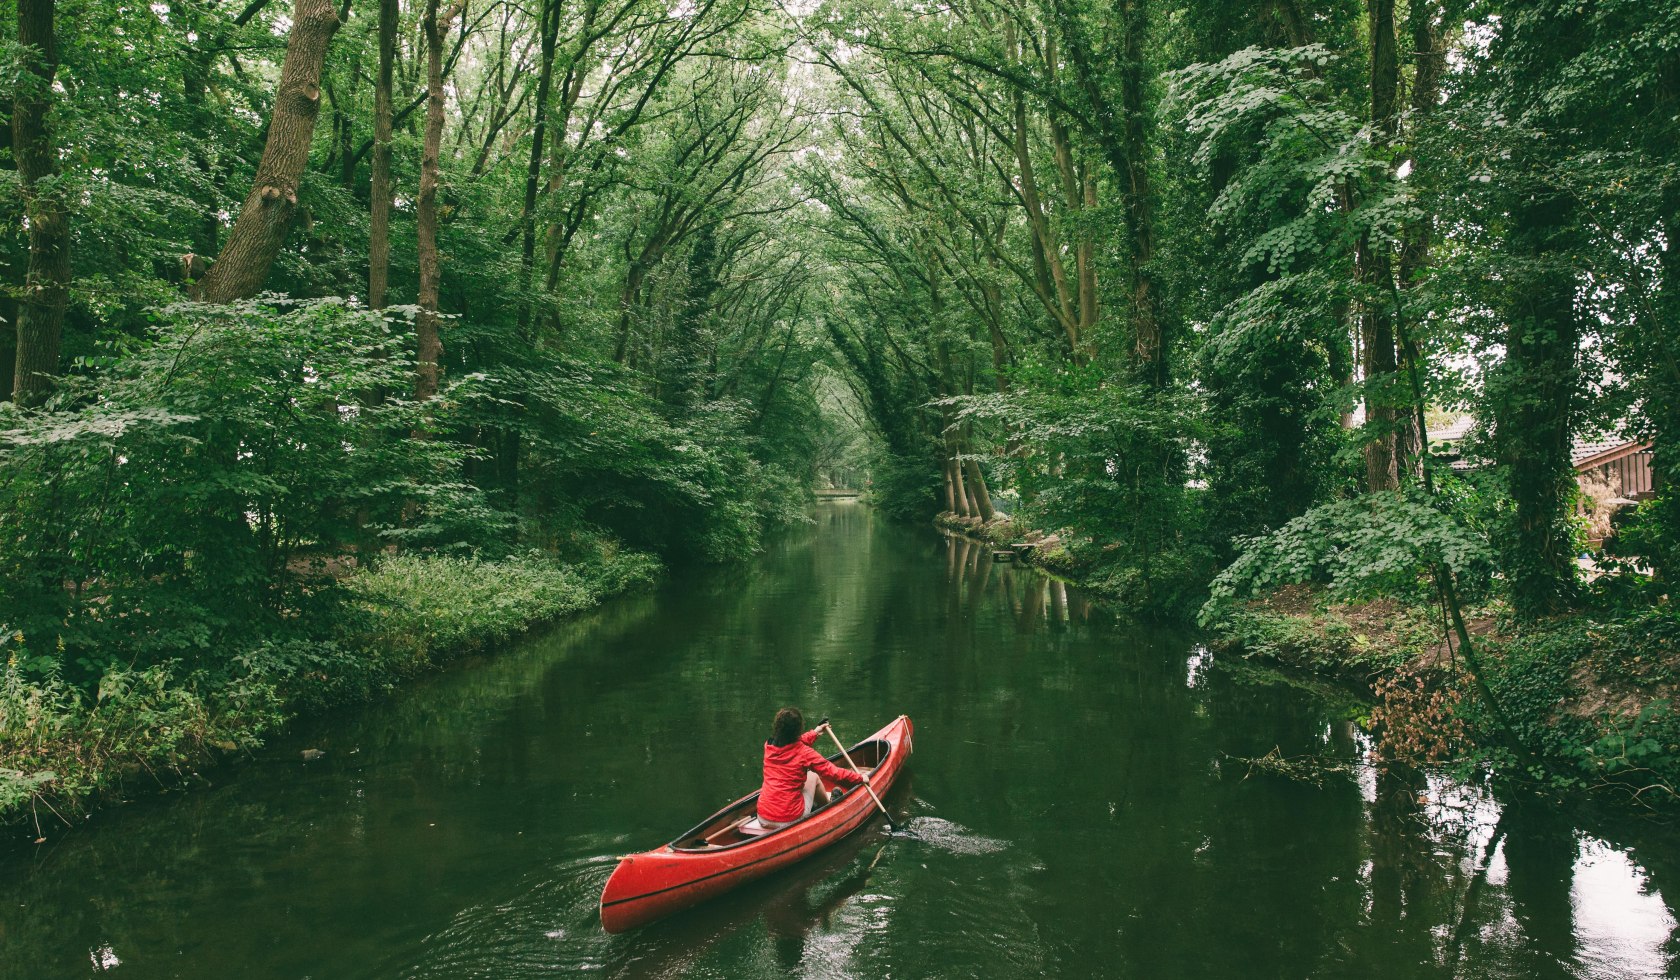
[770,707,803,747]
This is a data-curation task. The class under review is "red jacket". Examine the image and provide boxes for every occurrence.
[758,729,863,823]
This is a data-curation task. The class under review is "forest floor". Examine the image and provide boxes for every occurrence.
[934,511,1680,809]
[0,546,661,835]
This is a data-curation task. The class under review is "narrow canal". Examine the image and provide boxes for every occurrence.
[3,503,1677,978]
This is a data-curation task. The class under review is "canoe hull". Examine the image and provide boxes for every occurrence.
[599,714,912,932]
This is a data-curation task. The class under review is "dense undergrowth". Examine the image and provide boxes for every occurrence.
[0,297,808,830]
[1190,486,1680,809]
[0,547,659,828]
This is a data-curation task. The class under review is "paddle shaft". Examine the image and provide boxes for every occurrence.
[824,725,895,829]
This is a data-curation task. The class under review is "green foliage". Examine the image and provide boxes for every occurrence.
[0,299,495,683]
[454,357,810,562]
[1474,622,1678,801]
[0,546,660,823]
[1201,490,1496,626]
[1585,607,1680,693]
[1605,499,1680,584]
[0,635,268,820]
[1214,609,1353,667]
[947,374,1211,618]
[1212,603,1425,676]
[5,0,1680,819]
[868,450,943,521]
[1197,270,1351,541]
[1168,45,1399,543]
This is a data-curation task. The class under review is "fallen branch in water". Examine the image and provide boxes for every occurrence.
[1225,746,1357,787]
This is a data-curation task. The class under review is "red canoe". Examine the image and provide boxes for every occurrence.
[599,714,914,932]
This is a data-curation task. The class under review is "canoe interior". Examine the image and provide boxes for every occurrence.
[670,739,892,852]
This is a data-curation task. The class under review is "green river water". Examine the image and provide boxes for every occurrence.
[3,502,1678,978]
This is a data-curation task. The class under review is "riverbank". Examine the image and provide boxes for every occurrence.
[934,511,1680,809]
[1209,590,1680,807]
[0,545,660,834]
[932,512,1080,578]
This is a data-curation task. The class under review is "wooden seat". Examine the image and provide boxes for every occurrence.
[697,766,877,846]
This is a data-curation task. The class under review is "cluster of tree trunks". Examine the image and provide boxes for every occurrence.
[943,436,996,522]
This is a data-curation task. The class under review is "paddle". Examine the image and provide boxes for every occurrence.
[822,721,898,832]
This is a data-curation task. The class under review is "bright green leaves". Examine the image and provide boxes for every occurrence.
[1200,489,1497,627]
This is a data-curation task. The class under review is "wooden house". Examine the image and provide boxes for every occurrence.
[1429,418,1655,500]
[1571,438,1655,500]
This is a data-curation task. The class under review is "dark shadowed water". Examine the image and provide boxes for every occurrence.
[3,502,1678,978]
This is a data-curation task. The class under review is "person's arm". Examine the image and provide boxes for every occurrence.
[799,728,823,747]
[798,744,864,784]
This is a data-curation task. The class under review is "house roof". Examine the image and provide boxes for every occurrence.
[1430,416,1476,442]
[1427,417,1650,472]
[1573,438,1651,470]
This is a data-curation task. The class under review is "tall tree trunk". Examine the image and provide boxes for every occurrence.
[368,0,396,308]
[963,454,996,522]
[415,0,461,399]
[1077,169,1098,336]
[1392,0,1442,475]
[1489,4,1582,618]
[950,439,973,518]
[1014,88,1081,355]
[193,0,343,303]
[1360,268,1401,490]
[612,279,635,364]
[0,113,16,399]
[613,253,654,364]
[327,56,360,190]
[1498,184,1580,618]
[1118,0,1163,386]
[1361,0,1402,491]
[518,0,561,333]
[11,0,69,406]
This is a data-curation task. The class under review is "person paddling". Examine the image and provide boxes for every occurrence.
[757,707,864,829]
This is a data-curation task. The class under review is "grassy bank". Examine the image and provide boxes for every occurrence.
[0,546,659,832]
[1209,590,1680,808]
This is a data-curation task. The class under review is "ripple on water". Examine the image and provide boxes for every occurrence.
[856,818,1050,978]
[397,853,619,978]
[893,815,1010,856]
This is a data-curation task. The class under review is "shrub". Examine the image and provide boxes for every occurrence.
[0,636,280,822]
[1201,489,1496,626]
[0,298,500,686]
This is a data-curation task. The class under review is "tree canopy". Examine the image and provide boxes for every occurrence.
[1,0,1678,684]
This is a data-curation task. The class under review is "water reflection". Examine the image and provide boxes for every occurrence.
[0,505,1675,979]
[937,525,1680,980]
[940,532,1093,630]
